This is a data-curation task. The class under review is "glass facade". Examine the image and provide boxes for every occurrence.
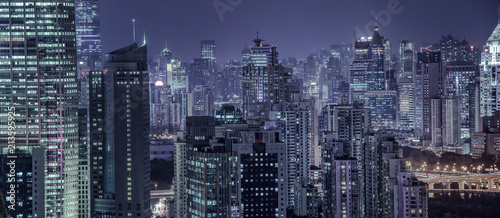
[0,1,79,217]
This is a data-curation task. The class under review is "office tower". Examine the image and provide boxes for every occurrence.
[167,58,187,94]
[188,58,210,90]
[480,19,500,117]
[76,0,102,74]
[231,129,288,217]
[349,26,386,103]
[394,173,428,218]
[269,96,318,207]
[322,138,360,218]
[445,63,480,138]
[398,79,415,131]
[365,90,398,131]
[150,41,173,85]
[191,85,214,116]
[415,52,444,143]
[186,140,232,217]
[201,40,216,69]
[432,34,480,65]
[0,1,79,216]
[88,43,150,217]
[242,34,293,117]
[398,40,415,81]
[431,97,461,151]
[242,37,291,117]
[215,104,245,125]
[319,102,371,159]
[150,81,170,135]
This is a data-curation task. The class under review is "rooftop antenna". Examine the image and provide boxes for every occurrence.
[256,30,259,40]
[143,17,147,45]
[132,19,136,43]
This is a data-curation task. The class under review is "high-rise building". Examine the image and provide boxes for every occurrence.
[432,34,480,65]
[269,96,318,207]
[445,63,480,138]
[76,0,102,74]
[231,129,288,217]
[167,58,187,94]
[88,43,150,217]
[186,140,232,217]
[319,102,371,159]
[0,1,79,216]
[398,40,415,81]
[188,58,210,90]
[365,90,398,131]
[201,40,216,63]
[415,52,444,143]
[322,140,360,218]
[349,26,386,103]
[173,131,188,218]
[150,81,170,135]
[191,85,214,116]
[431,97,461,151]
[377,134,406,218]
[394,173,428,218]
[480,19,500,117]
[398,79,415,131]
[242,35,293,117]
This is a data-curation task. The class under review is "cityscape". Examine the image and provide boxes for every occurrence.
[2,0,500,217]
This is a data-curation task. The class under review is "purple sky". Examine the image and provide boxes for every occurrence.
[100,0,499,63]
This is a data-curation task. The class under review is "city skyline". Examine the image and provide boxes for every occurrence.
[99,0,499,62]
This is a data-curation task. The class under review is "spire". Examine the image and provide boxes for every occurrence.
[371,25,383,45]
[143,27,146,45]
[253,30,264,47]
[132,19,136,43]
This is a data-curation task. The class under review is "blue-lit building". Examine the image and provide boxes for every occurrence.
[76,0,102,75]
[0,1,80,216]
[366,90,398,131]
[349,26,386,104]
[445,63,480,139]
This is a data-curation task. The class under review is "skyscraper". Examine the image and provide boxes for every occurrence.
[415,52,444,143]
[445,63,480,138]
[242,34,293,117]
[398,79,415,131]
[398,40,415,81]
[349,26,386,103]
[0,1,79,216]
[365,90,398,131]
[480,18,500,117]
[269,96,318,207]
[76,0,102,74]
[88,43,150,217]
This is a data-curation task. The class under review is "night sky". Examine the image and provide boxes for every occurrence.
[100,0,500,63]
